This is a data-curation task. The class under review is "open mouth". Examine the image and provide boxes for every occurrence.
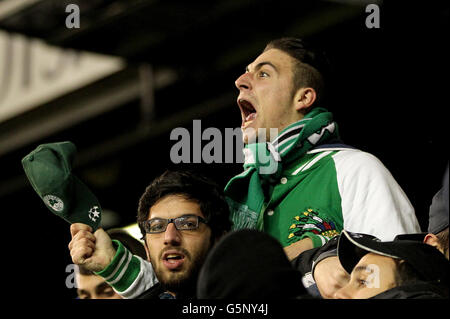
[163,252,185,262]
[238,99,257,126]
[162,251,186,269]
[165,254,184,262]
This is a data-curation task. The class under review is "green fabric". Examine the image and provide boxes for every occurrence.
[21,141,102,230]
[95,240,142,292]
[263,151,343,247]
[95,240,124,278]
[225,108,343,247]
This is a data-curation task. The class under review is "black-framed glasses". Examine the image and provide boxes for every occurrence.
[140,214,208,234]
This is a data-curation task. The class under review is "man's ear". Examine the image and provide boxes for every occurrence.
[293,87,317,114]
[424,233,440,249]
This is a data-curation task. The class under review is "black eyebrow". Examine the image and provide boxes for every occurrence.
[246,61,278,73]
[96,281,113,294]
[353,265,372,274]
[148,213,200,221]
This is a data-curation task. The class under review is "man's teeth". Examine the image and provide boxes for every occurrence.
[166,254,182,260]
[245,112,257,122]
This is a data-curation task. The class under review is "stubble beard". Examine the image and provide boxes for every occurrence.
[151,246,211,294]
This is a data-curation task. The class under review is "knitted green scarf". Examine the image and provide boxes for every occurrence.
[224,107,340,230]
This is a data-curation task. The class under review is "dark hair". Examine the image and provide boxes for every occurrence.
[394,259,424,286]
[392,259,448,298]
[264,37,330,107]
[137,170,232,241]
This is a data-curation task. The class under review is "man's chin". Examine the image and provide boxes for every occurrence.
[241,126,258,145]
[241,124,276,144]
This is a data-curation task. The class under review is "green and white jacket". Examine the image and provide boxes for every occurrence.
[225,144,421,248]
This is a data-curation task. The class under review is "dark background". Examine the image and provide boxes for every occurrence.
[0,0,448,299]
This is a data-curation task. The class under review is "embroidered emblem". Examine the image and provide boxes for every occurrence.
[43,195,64,212]
[288,208,339,242]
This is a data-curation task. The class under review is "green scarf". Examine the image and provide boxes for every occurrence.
[224,107,340,230]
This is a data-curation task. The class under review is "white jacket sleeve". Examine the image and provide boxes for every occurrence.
[333,150,421,241]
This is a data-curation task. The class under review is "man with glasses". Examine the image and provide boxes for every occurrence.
[69,169,232,299]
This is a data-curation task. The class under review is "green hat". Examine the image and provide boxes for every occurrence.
[21,141,102,230]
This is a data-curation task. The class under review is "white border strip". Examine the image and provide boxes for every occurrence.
[103,247,130,282]
[108,251,133,285]
[342,230,400,260]
[292,151,332,175]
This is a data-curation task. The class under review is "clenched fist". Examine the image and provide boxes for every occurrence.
[68,223,116,273]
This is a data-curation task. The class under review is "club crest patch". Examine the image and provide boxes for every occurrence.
[43,195,64,212]
[287,208,339,243]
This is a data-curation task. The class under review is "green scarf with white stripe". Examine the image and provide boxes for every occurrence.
[224,107,340,230]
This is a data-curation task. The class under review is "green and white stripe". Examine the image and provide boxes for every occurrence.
[96,240,158,298]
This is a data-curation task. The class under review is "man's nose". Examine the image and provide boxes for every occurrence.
[235,72,251,91]
[164,222,181,245]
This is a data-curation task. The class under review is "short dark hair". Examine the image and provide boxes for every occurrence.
[137,170,232,241]
[393,258,449,298]
[264,37,330,107]
[394,259,424,286]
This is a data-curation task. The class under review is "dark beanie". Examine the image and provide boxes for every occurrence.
[197,229,306,299]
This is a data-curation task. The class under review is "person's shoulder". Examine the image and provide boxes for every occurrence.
[308,144,390,174]
[329,149,397,183]
[332,148,385,168]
